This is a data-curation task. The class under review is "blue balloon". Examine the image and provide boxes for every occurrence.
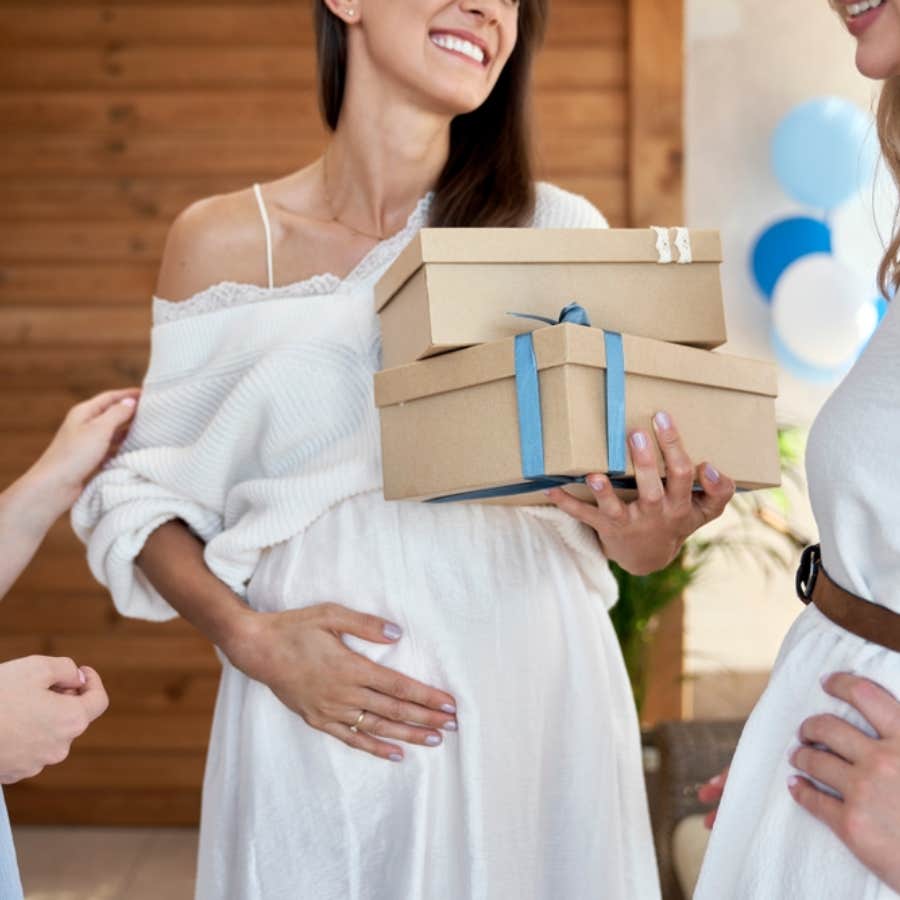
[772,98,878,210]
[751,216,831,301]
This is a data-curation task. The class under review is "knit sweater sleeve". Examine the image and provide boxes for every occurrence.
[70,429,226,623]
[71,291,383,622]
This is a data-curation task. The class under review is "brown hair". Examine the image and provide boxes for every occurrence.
[876,77,900,299]
[313,0,549,228]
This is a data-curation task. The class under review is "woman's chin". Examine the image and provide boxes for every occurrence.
[856,44,900,79]
[423,87,491,118]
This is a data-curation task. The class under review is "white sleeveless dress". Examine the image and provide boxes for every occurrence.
[73,183,660,900]
[695,298,900,898]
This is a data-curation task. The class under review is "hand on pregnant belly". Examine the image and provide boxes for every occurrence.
[226,603,458,762]
[789,673,900,891]
[545,411,735,575]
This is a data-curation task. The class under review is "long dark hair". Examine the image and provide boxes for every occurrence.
[313,1,549,228]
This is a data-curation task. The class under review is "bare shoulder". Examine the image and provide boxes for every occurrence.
[154,187,267,302]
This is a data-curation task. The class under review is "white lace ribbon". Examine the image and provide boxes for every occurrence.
[650,226,693,264]
[651,226,673,264]
[674,227,693,264]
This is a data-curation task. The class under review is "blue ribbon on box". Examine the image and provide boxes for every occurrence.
[426,303,628,504]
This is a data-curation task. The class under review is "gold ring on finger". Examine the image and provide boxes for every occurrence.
[349,710,366,734]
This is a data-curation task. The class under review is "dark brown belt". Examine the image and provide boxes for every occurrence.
[796,544,900,654]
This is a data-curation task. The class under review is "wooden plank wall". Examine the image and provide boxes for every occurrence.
[0,0,680,825]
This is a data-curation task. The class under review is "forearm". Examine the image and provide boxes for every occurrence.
[0,466,68,600]
[136,519,254,656]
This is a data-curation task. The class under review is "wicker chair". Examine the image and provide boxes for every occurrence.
[643,720,746,900]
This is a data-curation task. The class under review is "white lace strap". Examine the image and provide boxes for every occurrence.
[674,227,693,264]
[253,183,275,289]
[650,226,673,264]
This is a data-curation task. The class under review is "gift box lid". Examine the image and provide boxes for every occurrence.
[374,227,723,312]
[374,323,777,408]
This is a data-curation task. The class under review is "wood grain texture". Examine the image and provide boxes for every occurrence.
[628,0,685,227]
[1,0,684,823]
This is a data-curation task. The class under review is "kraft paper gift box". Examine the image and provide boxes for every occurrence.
[374,306,780,505]
[374,227,727,369]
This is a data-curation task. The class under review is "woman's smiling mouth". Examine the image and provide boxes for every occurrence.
[429,31,490,67]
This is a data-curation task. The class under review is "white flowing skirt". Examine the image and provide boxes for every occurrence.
[695,604,900,900]
[193,492,659,900]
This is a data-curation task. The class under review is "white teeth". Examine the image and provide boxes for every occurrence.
[430,33,486,65]
[848,0,884,17]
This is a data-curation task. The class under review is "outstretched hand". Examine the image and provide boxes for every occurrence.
[30,388,141,514]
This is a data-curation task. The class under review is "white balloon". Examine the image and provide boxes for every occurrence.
[831,162,898,292]
[772,254,878,369]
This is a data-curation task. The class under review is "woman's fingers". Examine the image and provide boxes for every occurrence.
[788,774,844,834]
[93,395,138,431]
[800,714,871,764]
[651,412,695,510]
[698,766,729,829]
[320,720,405,762]
[358,688,457,732]
[352,710,446,748]
[628,430,665,509]
[75,666,109,723]
[697,767,729,804]
[822,673,900,739]
[584,475,628,526]
[39,656,84,692]
[791,744,851,795]
[691,462,735,524]
[72,388,141,423]
[545,486,601,529]
[322,603,405,645]
[360,658,457,715]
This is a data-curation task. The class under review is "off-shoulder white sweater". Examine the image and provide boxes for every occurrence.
[71,183,616,621]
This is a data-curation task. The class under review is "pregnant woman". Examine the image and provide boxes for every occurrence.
[695,1,900,897]
[74,2,734,897]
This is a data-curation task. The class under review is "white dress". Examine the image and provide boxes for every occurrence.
[695,297,900,899]
[72,183,660,900]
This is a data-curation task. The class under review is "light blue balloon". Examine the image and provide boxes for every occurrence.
[770,331,850,384]
[772,98,878,210]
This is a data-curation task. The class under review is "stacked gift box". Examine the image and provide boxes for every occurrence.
[372,226,780,505]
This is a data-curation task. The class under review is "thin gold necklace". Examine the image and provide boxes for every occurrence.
[321,156,385,242]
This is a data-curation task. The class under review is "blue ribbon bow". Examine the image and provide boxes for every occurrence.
[426,303,628,503]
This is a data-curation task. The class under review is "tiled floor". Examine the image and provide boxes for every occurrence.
[13,827,198,900]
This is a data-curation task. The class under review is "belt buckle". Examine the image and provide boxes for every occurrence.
[796,543,821,605]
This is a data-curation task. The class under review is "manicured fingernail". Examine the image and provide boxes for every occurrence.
[587,475,605,491]
[441,703,457,714]
[630,431,648,451]
[120,397,137,408]
[383,623,402,640]
[654,411,672,431]
[704,463,720,484]
[819,673,830,689]
[78,668,87,685]
[709,774,723,787]
[443,720,458,731]
[425,734,442,746]
[787,775,800,789]
[389,753,403,762]
[542,489,552,496]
